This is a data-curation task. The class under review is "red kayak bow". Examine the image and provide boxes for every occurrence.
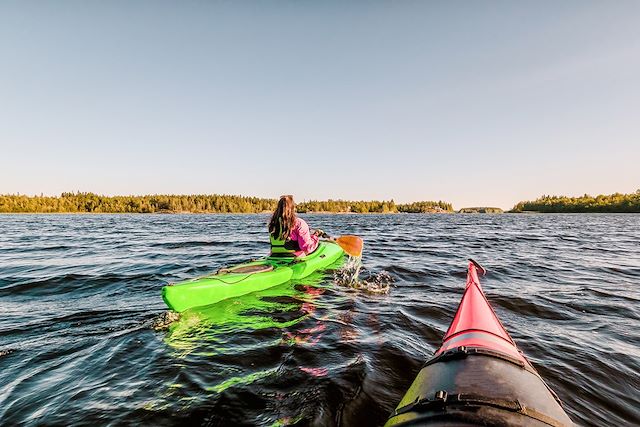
[385,260,574,426]
[436,260,526,364]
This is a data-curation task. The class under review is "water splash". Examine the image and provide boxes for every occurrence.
[334,256,393,294]
[151,311,181,330]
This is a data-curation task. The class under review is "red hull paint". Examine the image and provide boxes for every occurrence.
[436,261,526,363]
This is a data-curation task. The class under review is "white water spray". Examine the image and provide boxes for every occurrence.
[334,255,393,294]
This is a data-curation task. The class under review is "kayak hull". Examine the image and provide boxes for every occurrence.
[162,241,344,312]
[385,260,573,427]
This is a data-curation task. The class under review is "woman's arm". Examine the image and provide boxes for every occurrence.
[293,218,319,254]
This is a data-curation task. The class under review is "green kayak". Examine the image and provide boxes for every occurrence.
[162,241,344,312]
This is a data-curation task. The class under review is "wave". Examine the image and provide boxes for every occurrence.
[0,272,168,297]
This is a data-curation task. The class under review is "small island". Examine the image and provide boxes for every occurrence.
[458,207,504,214]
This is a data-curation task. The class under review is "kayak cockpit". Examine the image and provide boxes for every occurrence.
[386,346,573,426]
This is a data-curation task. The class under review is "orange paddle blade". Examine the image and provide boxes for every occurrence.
[335,235,363,257]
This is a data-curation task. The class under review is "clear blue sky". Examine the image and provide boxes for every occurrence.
[1,1,639,209]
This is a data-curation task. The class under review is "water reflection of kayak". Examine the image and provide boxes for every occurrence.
[162,241,344,312]
[164,274,331,357]
[385,260,574,427]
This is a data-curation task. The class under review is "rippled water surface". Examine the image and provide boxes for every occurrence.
[1,214,639,426]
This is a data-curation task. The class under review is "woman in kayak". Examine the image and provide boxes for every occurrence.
[269,195,322,257]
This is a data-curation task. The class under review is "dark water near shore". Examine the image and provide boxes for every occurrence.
[0,214,638,426]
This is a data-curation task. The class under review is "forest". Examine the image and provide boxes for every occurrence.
[0,193,453,214]
[511,191,640,213]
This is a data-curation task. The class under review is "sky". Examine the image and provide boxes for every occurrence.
[1,1,639,210]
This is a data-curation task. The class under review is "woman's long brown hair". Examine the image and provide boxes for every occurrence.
[269,195,296,240]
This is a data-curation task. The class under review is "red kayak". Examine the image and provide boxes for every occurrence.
[385,260,574,426]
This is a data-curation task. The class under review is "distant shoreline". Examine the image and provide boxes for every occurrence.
[0,211,452,215]
[511,191,639,213]
[3,211,639,216]
[0,193,454,214]
[1,191,638,213]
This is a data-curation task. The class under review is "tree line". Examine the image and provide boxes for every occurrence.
[298,200,453,213]
[0,192,453,214]
[511,191,640,213]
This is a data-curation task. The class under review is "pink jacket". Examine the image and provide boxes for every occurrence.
[290,217,319,256]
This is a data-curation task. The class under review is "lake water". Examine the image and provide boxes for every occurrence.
[0,214,638,426]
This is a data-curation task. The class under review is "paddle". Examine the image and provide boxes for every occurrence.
[335,235,364,257]
[314,230,363,257]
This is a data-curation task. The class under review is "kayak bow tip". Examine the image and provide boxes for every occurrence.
[468,258,486,276]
